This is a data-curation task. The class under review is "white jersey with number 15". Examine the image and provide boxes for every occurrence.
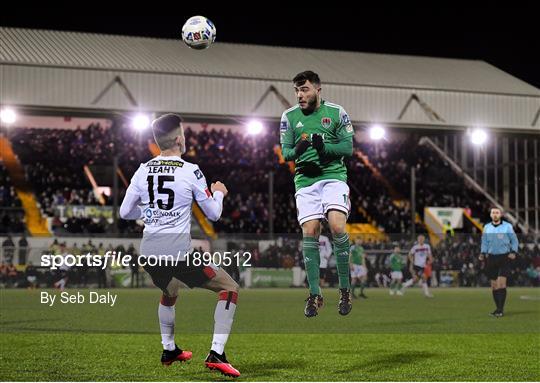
[125,155,212,234]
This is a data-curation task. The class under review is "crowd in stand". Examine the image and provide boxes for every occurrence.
[0,162,25,234]
[356,135,493,233]
[0,163,21,209]
[1,123,538,290]
[2,122,533,240]
[9,123,149,235]
[346,159,416,233]
[181,125,423,235]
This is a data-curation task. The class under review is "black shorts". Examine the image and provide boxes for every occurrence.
[413,265,424,277]
[142,259,217,294]
[485,254,511,280]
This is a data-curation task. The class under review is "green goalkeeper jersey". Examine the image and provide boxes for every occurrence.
[280,101,354,191]
[389,253,404,271]
[350,245,365,265]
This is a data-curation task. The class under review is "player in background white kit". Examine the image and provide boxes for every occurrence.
[53,243,69,291]
[120,114,240,377]
[319,235,333,287]
[401,235,434,297]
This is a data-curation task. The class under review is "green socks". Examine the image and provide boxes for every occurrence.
[303,237,321,295]
[333,233,351,289]
[303,233,351,294]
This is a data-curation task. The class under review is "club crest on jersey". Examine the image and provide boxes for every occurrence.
[321,117,332,129]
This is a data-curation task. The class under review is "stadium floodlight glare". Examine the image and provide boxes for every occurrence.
[0,107,17,124]
[247,120,264,135]
[470,128,488,145]
[132,114,150,131]
[369,124,385,140]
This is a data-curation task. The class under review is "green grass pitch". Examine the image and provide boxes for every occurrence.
[1,287,539,381]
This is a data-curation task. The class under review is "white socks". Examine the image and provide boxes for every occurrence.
[402,279,414,288]
[157,292,238,355]
[55,278,67,290]
[211,291,238,355]
[422,282,430,296]
[159,295,177,351]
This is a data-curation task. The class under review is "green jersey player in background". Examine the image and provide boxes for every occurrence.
[388,246,404,296]
[280,71,354,317]
[350,237,368,299]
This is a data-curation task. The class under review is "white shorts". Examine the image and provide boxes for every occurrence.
[319,256,330,269]
[295,180,350,225]
[391,271,403,280]
[351,264,367,278]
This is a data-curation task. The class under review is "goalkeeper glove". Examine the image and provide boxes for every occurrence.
[311,133,324,152]
[295,139,311,156]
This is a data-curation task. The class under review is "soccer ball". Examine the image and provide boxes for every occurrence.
[181,16,216,50]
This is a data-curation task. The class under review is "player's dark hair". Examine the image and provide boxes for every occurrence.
[152,113,182,135]
[152,113,183,150]
[293,71,321,87]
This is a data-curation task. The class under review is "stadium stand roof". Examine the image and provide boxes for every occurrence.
[1,27,539,130]
[2,27,538,96]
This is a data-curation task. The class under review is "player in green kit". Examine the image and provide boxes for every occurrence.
[280,71,354,317]
[350,237,368,299]
[388,246,404,296]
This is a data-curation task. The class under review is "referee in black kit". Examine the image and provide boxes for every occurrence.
[479,207,519,317]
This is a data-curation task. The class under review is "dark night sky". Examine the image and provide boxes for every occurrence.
[2,4,539,89]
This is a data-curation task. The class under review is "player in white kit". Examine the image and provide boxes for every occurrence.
[401,235,434,297]
[120,114,240,377]
[319,234,333,286]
